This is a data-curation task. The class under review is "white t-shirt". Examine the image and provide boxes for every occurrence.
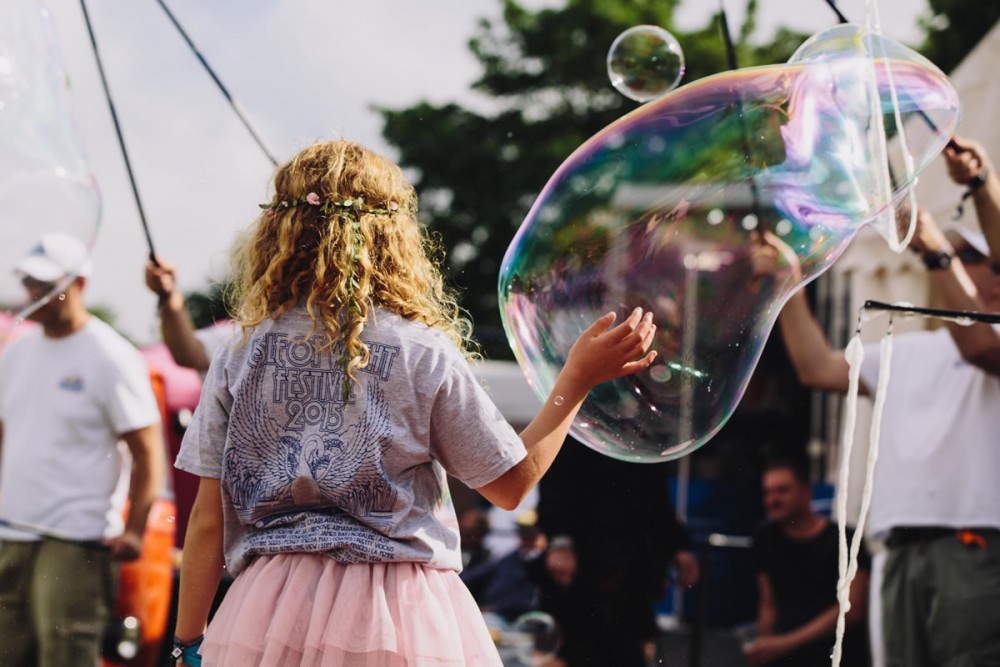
[176,307,527,577]
[0,318,161,541]
[194,320,238,368]
[861,328,1000,538]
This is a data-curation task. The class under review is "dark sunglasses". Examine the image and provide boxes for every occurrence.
[20,276,58,292]
[954,247,1000,274]
[956,247,988,265]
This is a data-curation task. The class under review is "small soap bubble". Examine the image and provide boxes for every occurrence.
[553,395,565,406]
[607,25,685,103]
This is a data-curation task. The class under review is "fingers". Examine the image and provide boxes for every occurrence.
[601,307,649,346]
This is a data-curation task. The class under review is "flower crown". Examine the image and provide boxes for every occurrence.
[258,192,400,403]
[258,192,400,218]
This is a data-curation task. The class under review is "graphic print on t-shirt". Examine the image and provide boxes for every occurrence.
[223,332,399,528]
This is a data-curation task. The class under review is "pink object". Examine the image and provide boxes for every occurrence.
[202,554,503,666]
[139,343,203,413]
[306,192,322,205]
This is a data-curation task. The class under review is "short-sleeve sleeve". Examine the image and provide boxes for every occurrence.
[175,355,232,478]
[429,357,527,490]
[104,346,161,435]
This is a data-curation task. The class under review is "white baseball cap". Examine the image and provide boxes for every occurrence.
[15,233,93,282]
[944,224,991,258]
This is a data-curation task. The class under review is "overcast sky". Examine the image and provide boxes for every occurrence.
[13,0,929,343]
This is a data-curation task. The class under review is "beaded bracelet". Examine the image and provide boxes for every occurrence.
[168,635,203,666]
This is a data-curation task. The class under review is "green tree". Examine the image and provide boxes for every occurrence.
[184,280,230,330]
[919,0,1000,73]
[378,0,806,359]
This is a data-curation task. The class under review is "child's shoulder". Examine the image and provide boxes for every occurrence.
[371,309,459,354]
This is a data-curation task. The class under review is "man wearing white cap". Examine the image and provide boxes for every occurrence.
[0,233,165,666]
[770,171,1000,663]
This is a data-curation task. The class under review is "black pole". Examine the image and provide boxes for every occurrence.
[824,0,850,24]
[155,0,279,167]
[718,2,739,71]
[863,300,1000,324]
[718,2,764,229]
[78,0,159,263]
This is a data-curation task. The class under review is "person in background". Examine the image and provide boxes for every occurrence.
[459,505,493,570]
[748,458,870,666]
[769,190,1000,664]
[0,233,165,666]
[462,509,545,623]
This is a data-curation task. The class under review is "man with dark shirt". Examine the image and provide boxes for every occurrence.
[748,459,870,666]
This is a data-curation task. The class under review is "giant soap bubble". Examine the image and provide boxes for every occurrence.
[0,0,101,335]
[499,25,959,462]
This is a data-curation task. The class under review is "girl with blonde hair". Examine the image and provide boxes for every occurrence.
[172,139,657,666]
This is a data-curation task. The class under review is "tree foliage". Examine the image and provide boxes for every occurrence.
[378,0,808,358]
[919,0,1000,73]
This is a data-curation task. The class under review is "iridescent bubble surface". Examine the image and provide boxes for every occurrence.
[0,0,101,331]
[500,25,959,462]
[607,25,685,103]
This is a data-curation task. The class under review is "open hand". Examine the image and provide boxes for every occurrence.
[563,307,657,390]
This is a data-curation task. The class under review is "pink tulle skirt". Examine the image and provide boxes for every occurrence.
[201,553,503,666]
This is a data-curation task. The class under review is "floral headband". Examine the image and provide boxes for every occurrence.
[258,192,400,218]
[258,192,400,402]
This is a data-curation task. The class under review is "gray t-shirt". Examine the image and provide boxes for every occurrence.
[176,307,526,576]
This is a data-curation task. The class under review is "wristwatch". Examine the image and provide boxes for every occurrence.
[921,249,953,271]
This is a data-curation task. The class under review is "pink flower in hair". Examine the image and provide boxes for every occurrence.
[389,201,399,211]
[306,192,321,206]
[266,208,276,217]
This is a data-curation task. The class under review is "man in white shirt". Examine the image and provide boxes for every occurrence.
[773,184,1000,666]
[0,233,164,666]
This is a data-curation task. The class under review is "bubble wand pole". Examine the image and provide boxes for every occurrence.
[154,0,279,168]
[77,0,159,265]
[863,299,1000,324]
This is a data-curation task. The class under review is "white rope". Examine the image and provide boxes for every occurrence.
[831,315,894,666]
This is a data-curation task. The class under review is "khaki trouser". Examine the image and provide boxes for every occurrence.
[882,530,1000,667]
[0,538,117,667]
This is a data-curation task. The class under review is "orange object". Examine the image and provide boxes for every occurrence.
[956,530,988,549]
[102,367,178,666]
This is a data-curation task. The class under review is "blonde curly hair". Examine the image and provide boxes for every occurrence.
[229,140,476,387]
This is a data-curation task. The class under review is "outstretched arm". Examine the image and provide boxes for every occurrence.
[749,231,855,395]
[145,258,212,372]
[944,137,1000,263]
[909,209,1000,377]
[778,291,856,395]
[477,308,657,510]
